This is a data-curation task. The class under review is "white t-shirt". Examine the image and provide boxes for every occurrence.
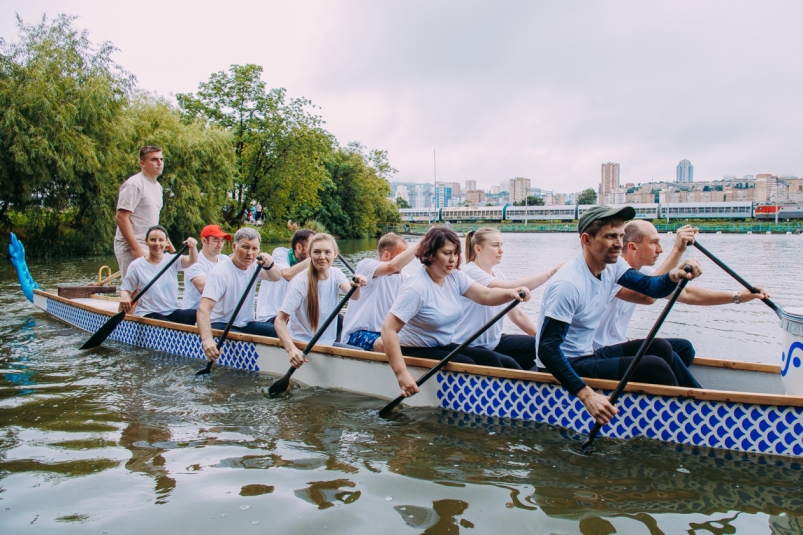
[536,253,632,365]
[341,258,408,341]
[389,266,475,348]
[280,267,349,345]
[120,253,183,317]
[202,258,259,328]
[256,247,292,321]
[181,253,225,310]
[452,262,507,349]
[593,265,654,349]
[114,172,163,248]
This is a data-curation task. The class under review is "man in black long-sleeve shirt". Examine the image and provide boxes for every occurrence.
[535,205,702,425]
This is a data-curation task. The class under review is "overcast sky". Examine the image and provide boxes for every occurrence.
[3,1,802,192]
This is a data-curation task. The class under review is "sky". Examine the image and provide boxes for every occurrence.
[3,1,802,192]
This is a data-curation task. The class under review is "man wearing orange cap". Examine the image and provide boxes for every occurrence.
[182,225,231,311]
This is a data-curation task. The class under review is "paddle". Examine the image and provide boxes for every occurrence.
[195,263,264,376]
[337,253,355,274]
[692,241,783,320]
[581,266,693,452]
[265,280,359,398]
[80,245,189,349]
[378,292,525,418]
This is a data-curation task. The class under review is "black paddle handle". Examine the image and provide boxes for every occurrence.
[379,292,525,417]
[337,254,356,274]
[692,241,782,318]
[131,244,189,304]
[582,267,692,451]
[274,280,360,383]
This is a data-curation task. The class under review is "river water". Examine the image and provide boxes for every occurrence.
[1,233,802,534]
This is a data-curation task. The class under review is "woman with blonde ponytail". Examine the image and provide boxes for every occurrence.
[452,228,563,369]
[274,233,367,368]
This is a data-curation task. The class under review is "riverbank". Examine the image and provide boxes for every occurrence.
[385,221,803,235]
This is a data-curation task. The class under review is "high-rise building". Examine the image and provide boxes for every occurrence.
[600,163,620,200]
[465,190,486,206]
[465,180,477,192]
[677,160,694,183]
[509,177,531,204]
[435,183,452,208]
[452,182,462,198]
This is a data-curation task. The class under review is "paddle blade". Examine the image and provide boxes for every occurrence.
[80,311,125,349]
[378,395,404,418]
[195,361,213,376]
[266,368,295,398]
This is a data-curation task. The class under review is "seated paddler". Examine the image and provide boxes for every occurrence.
[535,205,702,426]
[119,225,199,325]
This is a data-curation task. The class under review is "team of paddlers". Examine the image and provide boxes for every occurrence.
[114,146,769,424]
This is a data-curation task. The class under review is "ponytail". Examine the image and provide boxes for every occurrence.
[465,231,476,263]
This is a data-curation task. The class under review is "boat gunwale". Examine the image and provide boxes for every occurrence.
[35,289,803,408]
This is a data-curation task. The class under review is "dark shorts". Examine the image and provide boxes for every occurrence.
[145,309,197,326]
[347,330,381,352]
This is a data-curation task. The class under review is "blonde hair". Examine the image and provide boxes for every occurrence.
[305,233,338,331]
[464,227,501,263]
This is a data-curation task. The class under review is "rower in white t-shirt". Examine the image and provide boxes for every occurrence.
[119,225,198,325]
[275,234,367,368]
[255,229,315,322]
[452,228,562,369]
[381,227,530,400]
[341,234,418,352]
[182,225,230,310]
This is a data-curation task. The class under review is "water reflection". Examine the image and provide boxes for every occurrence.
[293,478,361,509]
[394,500,473,533]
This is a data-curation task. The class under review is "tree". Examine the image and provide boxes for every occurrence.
[177,64,332,227]
[395,197,411,209]
[577,188,597,205]
[513,195,545,206]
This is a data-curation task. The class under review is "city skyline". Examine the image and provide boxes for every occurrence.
[3,2,801,194]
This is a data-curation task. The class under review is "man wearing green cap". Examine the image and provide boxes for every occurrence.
[535,205,702,425]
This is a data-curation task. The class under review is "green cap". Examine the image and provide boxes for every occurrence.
[578,205,636,235]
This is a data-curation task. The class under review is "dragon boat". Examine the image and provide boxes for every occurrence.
[8,233,803,458]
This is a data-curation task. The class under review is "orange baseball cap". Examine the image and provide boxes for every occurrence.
[200,224,232,240]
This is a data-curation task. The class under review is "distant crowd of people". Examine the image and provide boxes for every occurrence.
[112,145,771,425]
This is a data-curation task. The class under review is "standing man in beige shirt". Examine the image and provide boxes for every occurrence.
[114,146,166,279]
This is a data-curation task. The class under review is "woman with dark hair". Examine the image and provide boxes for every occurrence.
[119,225,198,325]
[381,227,530,398]
[275,233,367,368]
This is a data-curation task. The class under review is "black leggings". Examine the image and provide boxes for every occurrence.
[401,343,522,369]
[145,309,197,326]
[493,334,536,370]
[572,338,680,387]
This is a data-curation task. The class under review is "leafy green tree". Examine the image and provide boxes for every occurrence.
[513,195,545,206]
[396,197,411,209]
[577,188,597,205]
[177,64,332,227]
[0,14,133,246]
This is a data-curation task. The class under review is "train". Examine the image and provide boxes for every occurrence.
[399,202,803,223]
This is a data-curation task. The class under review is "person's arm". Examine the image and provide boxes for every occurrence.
[274,311,306,368]
[462,281,530,306]
[507,306,537,336]
[191,275,207,294]
[538,317,618,425]
[280,257,310,281]
[120,290,134,314]
[373,243,420,278]
[115,210,146,258]
[678,285,769,306]
[380,313,419,398]
[258,254,281,282]
[616,259,702,298]
[652,225,697,276]
[487,263,563,291]
[180,238,198,268]
[197,297,220,361]
[615,287,656,305]
[339,274,367,300]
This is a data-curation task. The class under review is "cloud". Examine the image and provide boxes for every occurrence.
[3,0,802,191]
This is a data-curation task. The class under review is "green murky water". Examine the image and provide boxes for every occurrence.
[1,235,802,534]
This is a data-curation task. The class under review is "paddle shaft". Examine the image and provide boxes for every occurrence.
[692,241,782,319]
[337,254,355,274]
[378,293,524,417]
[269,281,359,394]
[582,268,692,451]
[198,263,265,375]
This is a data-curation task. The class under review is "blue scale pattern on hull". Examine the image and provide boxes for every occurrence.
[46,298,260,371]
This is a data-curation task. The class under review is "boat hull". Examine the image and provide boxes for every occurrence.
[32,290,803,458]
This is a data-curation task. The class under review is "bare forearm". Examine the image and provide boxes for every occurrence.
[281,258,310,281]
[381,327,408,377]
[115,211,140,251]
[274,315,297,354]
[197,307,214,342]
[679,286,733,306]
[508,307,537,336]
